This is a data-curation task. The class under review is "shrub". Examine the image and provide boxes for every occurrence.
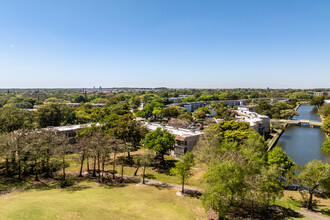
[58,177,75,188]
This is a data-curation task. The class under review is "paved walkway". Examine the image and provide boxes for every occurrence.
[296,210,330,220]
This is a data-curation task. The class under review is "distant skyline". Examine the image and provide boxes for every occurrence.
[1,0,330,89]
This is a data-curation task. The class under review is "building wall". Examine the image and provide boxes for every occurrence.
[174,135,200,157]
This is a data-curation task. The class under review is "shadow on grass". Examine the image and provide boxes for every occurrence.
[225,205,304,220]
[63,185,91,192]
[182,189,202,199]
[0,177,31,192]
[100,182,129,189]
[144,174,156,179]
[149,183,171,190]
[154,159,177,175]
[269,205,304,220]
[33,181,58,191]
[321,208,330,217]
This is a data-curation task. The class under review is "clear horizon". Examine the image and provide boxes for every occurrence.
[1,0,330,88]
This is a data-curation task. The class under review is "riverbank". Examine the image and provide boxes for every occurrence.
[267,103,302,151]
[268,128,284,151]
[268,104,328,165]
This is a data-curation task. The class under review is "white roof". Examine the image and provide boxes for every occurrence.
[235,110,268,127]
[51,123,101,132]
[235,115,263,127]
[144,123,202,138]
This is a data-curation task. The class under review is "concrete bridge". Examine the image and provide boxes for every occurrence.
[271,119,323,127]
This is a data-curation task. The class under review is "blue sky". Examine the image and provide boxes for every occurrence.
[0,0,329,88]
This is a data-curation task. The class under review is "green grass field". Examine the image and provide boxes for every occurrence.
[1,151,329,220]
[0,181,207,220]
[65,153,206,189]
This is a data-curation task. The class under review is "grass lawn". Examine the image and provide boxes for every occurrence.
[276,190,330,219]
[65,153,206,189]
[0,181,207,220]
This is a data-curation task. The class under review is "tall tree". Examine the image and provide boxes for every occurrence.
[321,138,330,153]
[24,131,43,181]
[201,154,247,219]
[194,120,254,164]
[38,130,60,177]
[55,132,72,181]
[112,114,147,159]
[135,150,154,184]
[310,96,325,108]
[0,107,34,133]
[170,152,195,193]
[0,133,13,176]
[296,160,330,210]
[142,127,175,162]
[37,103,76,128]
[11,129,28,180]
[267,147,295,175]
[321,116,330,134]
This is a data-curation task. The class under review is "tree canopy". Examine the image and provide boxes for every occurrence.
[142,127,175,161]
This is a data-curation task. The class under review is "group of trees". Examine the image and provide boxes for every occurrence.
[287,160,330,210]
[0,102,184,187]
[0,107,35,133]
[0,88,324,129]
[136,104,190,122]
[193,120,329,218]
[0,95,137,130]
[319,104,330,118]
[310,96,325,108]
[213,102,234,120]
[0,130,68,181]
[193,107,211,120]
[256,99,298,119]
[194,121,282,217]
[321,115,330,154]
[318,101,330,154]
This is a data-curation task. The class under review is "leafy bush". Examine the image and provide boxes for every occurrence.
[58,177,75,188]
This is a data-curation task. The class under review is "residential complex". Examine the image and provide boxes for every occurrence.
[235,110,270,135]
[144,122,202,157]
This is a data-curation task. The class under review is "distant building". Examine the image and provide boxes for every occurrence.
[144,123,202,158]
[309,91,330,97]
[169,95,194,104]
[179,95,194,98]
[183,102,207,112]
[169,97,181,103]
[237,105,257,112]
[46,123,100,139]
[223,100,246,108]
[270,98,289,103]
[235,110,270,135]
[324,100,330,104]
[165,100,246,112]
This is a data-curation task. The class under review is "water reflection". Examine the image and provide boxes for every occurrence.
[277,104,328,166]
[291,104,321,122]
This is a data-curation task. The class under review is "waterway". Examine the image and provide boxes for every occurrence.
[291,104,322,122]
[277,104,329,166]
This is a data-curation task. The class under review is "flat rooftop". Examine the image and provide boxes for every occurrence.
[50,123,101,132]
[144,123,202,138]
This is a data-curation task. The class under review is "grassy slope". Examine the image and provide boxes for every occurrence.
[3,151,327,220]
[276,190,330,218]
[66,153,206,189]
[0,182,207,220]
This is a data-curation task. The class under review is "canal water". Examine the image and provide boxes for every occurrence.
[291,104,322,122]
[277,104,329,166]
